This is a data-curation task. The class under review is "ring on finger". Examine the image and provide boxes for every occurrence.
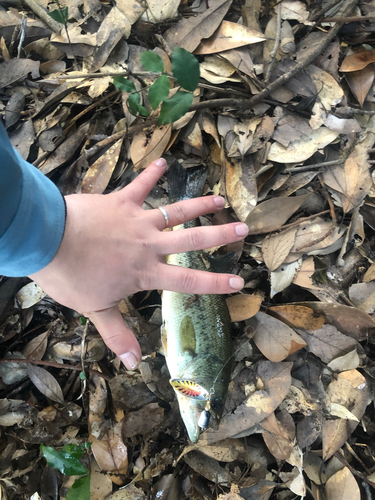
[158,206,170,229]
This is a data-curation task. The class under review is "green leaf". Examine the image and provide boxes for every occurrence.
[158,91,193,125]
[48,7,68,24]
[41,445,88,476]
[113,76,136,93]
[79,371,86,380]
[62,444,84,460]
[82,442,92,450]
[141,51,164,72]
[66,475,90,500]
[148,75,170,110]
[79,316,87,325]
[127,93,149,117]
[171,47,200,91]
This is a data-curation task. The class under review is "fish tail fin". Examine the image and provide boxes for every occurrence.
[167,160,207,203]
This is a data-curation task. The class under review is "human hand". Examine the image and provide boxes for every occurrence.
[29,158,248,369]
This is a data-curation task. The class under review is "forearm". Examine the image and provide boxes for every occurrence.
[0,122,66,277]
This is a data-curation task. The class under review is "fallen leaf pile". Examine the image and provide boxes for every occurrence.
[1,0,375,498]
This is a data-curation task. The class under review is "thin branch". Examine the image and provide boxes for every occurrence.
[288,159,344,172]
[17,14,27,58]
[318,174,337,222]
[0,357,111,381]
[334,451,375,489]
[278,210,330,231]
[265,1,282,84]
[23,0,62,33]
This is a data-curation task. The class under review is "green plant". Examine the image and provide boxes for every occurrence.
[113,47,200,125]
[41,443,91,500]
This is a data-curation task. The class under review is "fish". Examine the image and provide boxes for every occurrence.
[161,161,233,443]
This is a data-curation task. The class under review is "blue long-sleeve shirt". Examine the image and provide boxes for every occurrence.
[0,122,66,277]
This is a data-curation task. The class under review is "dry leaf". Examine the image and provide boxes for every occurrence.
[268,305,325,330]
[0,59,40,89]
[16,282,46,309]
[82,138,123,194]
[226,293,262,322]
[163,0,232,53]
[280,0,309,22]
[292,257,322,289]
[325,467,360,500]
[268,127,339,163]
[198,438,247,462]
[27,366,64,404]
[23,331,49,360]
[296,325,357,364]
[90,456,113,500]
[270,259,302,297]
[184,451,232,484]
[345,66,374,107]
[246,194,310,234]
[327,349,360,372]
[200,361,293,445]
[341,49,375,72]
[131,125,172,171]
[249,311,306,362]
[195,20,266,55]
[363,262,375,282]
[262,227,297,272]
[226,156,257,221]
[140,0,180,23]
[260,412,295,460]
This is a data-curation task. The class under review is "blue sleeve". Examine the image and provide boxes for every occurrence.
[0,122,66,277]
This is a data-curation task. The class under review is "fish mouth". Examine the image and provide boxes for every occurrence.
[177,393,205,443]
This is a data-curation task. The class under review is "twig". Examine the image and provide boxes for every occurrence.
[324,15,375,21]
[23,0,62,33]
[318,174,337,222]
[265,1,282,84]
[0,357,111,381]
[17,14,27,58]
[295,223,335,251]
[334,451,375,489]
[288,159,344,172]
[278,210,330,231]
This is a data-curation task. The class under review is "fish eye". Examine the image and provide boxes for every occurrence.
[211,397,223,411]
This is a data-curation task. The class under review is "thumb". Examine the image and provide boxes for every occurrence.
[87,306,142,370]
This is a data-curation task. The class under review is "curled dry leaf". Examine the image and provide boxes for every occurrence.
[249,311,306,362]
[27,365,64,404]
[323,370,369,460]
[262,227,297,272]
[270,258,302,297]
[131,125,172,172]
[226,156,258,222]
[194,20,266,55]
[16,282,46,309]
[268,304,325,330]
[325,467,361,500]
[200,361,293,445]
[346,65,374,107]
[296,324,357,364]
[82,138,123,194]
[245,194,310,235]
[327,348,359,372]
[340,48,375,72]
[226,293,263,322]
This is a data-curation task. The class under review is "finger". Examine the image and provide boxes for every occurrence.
[152,195,226,230]
[158,222,248,254]
[154,264,244,294]
[87,306,142,370]
[122,158,167,205]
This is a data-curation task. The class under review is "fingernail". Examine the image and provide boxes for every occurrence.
[119,352,141,370]
[235,223,249,237]
[213,196,225,208]
[229,276,245,290]
[155,158,167,169]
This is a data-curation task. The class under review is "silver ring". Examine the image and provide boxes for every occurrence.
[158,206,169,228]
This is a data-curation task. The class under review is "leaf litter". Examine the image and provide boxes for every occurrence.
[1,0,375,498]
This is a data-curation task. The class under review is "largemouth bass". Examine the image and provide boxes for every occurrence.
[161,161,233,443]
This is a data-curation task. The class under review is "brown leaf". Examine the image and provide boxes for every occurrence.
[195,20,266,55]
[130,124,172,172]
[9,119,35,160]
[200,361,293,445]
[0,58,40,89]
[363,262,375,282]
[81,138,123,194]
[345,65,374,107]
[27,365,64,404]
[292,257,323,290]
[226,156,257,221]
[245,194,310,235]
[290,217,345,256]
[323,370,369,460]
[325,468,361,500]
[270,259,302,297]
[39,122,90,175]
[262,227,297,272]
[226,293,263,322]
[250,311,306,362]
[23,331,49,360]
[122,403,164,438]
[198,438,247,462]
[341,49,375,72]
[268,305,325,330]
[296,325,357,364]
[260,412,295,460]
[163,0,232,53]
[184,451,233,484]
